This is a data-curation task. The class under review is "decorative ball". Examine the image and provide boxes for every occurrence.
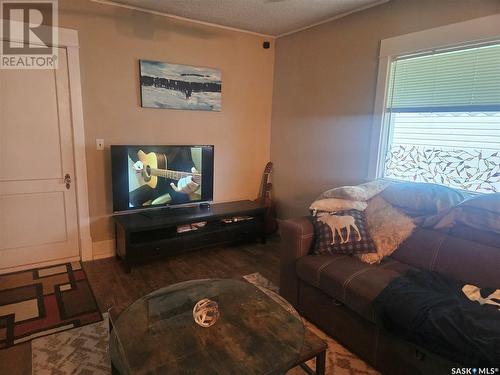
[193,298,220,327]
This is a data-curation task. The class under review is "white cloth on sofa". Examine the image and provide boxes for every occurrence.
[463,285,500,310]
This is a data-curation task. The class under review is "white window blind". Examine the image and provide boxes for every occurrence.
[383,43,500,193]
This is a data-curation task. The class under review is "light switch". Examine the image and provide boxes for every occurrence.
[96,139,104,150]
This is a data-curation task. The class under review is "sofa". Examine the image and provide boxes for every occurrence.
[279,191,500,374]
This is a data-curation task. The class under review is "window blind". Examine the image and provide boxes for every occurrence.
[383,42,500,193]
[387,43,500,112]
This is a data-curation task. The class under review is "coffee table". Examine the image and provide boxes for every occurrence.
[109,279,311,374]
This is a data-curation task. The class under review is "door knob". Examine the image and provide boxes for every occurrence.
[64,174,71,189]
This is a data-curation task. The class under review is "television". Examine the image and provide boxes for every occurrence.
[111,145,214,213]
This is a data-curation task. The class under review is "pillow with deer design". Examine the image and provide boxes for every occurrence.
[312,210,376,255]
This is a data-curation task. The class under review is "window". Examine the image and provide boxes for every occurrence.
[381,43,500,193]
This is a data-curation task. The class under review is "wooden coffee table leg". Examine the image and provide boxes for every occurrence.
[316,350,326,375]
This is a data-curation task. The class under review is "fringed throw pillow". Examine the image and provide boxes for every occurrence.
[357,196,416,264]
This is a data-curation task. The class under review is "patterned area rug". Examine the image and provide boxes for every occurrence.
[0,262,101,349]
[32,313,110,375]
[31,273,378,374]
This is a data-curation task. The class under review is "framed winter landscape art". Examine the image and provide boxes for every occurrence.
[139,60,222,111]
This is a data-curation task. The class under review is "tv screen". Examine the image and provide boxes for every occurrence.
[111,145,214,213]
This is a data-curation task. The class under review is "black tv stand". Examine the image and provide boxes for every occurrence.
[113,200,266,273]
[139,203,211,219]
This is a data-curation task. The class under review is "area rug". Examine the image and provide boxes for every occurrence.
[0,262,102,349]
[32,313,110,375]
[31,273,378,375]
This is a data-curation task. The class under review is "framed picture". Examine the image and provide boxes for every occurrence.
[139,60,222,111]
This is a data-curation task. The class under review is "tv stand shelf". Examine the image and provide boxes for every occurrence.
[113,200,266,272]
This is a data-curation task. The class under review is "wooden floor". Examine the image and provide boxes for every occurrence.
[0,237,281,375]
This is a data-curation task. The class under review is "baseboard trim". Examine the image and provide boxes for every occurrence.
[80,236,93,262]
[92,239,115,260]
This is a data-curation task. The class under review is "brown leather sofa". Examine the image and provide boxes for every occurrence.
[280,218,500,375]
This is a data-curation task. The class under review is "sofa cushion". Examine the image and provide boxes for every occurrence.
[296,255,412,322]
[380,182,465,218]
[432,235,500,288]
[392,228,500,288]
[433,193,500,235]
[390,228,447,271]
[449,224,500,249]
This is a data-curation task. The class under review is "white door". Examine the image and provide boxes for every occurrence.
[0,46,80,272]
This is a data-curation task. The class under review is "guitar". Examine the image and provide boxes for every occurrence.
[255,162,278,235]
[135,150,202,189]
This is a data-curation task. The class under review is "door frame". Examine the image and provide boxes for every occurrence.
[1,22,92,264]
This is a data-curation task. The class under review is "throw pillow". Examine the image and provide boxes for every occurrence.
[312,210,376,255]
[310,198,367,213]
[317,179,390,201]
[357,196,416,264]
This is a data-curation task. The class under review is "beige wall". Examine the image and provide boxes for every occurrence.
[271,0,500,219]
[58,0,275,242]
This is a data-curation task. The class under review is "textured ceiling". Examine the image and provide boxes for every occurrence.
[105,0,387,37]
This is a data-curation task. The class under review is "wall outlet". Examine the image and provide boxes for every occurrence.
[96,139,104,150]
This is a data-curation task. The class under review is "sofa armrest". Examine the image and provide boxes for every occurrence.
[279,217,314,307]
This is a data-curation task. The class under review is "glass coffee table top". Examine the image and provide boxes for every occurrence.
[109,279,305,375]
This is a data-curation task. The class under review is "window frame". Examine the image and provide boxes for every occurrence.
[368,14,500,183]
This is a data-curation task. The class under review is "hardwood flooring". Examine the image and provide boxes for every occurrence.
[0,237,281,375]
[0,341,31,375]
[86,236,280,313]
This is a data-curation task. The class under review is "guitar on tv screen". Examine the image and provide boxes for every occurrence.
[111,145,214,213]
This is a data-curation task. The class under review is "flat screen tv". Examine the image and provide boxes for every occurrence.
[111,145,214,213]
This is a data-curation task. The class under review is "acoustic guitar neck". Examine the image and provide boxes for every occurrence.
[150,168,201,181]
